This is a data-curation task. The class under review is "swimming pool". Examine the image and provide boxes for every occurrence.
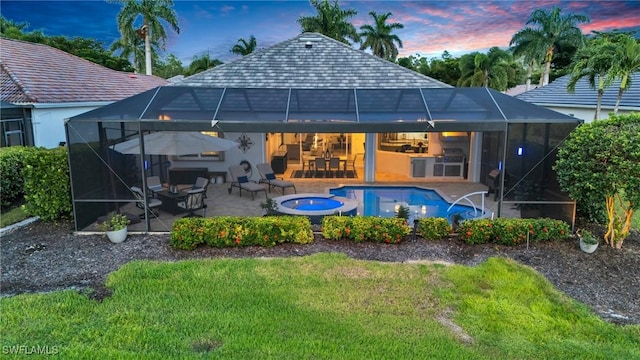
[328,185,485,221]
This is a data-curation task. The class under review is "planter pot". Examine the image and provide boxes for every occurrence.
[579,238,598,253]
[106,227,128,243]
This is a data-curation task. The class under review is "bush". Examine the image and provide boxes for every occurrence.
[22,147,72,221]
[417,217,452,240]
[322,216,410,243]
[457,219,495,244]
[458,218,570,246]
[0,146,38,208]
[170,216,313,250]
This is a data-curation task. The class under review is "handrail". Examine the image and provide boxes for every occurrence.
[447,191,489,218]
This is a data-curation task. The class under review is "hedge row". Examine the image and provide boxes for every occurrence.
[0,146,39,208]
[457,218,571,246]
[170,216,314,250]
[416,217,453,240]
[322,216,410,243]
[22,147,72,221]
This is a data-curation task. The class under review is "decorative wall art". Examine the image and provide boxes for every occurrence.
[237,133,254,153]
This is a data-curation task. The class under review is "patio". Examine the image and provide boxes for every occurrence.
[113,168,513,233]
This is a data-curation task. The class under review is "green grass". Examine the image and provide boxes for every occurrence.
[1,254,639,359]
[0,204,30,228]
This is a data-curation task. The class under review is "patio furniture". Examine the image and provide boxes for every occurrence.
[155,189,189,215]
[131,186,162,219]
[228,165,267,200]
[328,157,341,177]
[314,157,327,178]
[176,188,207,217]
[192,176,210,198]
[146,176,165,196]
[256,163,296,194]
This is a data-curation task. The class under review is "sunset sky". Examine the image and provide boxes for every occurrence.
[2,0,639,64]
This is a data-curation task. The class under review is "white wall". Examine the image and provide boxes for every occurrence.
[33,105,101,148]
[545,105,637,123]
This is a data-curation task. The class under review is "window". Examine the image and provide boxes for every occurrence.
[177,131,225,160]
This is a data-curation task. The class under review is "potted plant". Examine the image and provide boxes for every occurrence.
[577,229,599,253]
[99,213,130,243]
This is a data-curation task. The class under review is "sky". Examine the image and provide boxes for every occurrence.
[2,0,639,65]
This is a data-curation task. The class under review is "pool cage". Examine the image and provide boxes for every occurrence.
[66,86,581,232]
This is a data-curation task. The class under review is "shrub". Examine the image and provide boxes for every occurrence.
[492,218,531,246]
[170,216,313,250]
[0,146,38,208]
[457,218,571,246]
[322,216,410,243]
[417,217,452,240]
[22,147,72,221]
[457,219,495,244]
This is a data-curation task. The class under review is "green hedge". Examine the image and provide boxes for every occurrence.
[417,217,453,240]
[457,218,570,246]
[0,146,39,208]
[170,216,314,250]
[22,147,72,221]
[322,216,410,243]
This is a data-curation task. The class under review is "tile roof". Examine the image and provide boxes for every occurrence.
[175,32,450,89]
[516,73,640,109]
[0,38,167,104]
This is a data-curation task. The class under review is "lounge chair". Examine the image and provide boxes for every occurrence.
[228,165,267,200]
[256,163,296,194]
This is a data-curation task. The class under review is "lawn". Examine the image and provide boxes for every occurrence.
[0,204,30,228]
[1,253,638,359]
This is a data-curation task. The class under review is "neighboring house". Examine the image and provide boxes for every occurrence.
[504,84,538,97]
[516,73,640,122]
[0,38,167,148]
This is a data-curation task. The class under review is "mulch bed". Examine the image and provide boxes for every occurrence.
[1,220,638,325]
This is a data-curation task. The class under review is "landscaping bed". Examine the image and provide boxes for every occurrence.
[1,220,639,325]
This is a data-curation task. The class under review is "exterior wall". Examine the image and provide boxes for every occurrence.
[545,105,637,123]
[32,105,102,148]
[169,132,266,182]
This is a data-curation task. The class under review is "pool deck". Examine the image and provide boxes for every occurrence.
[116,168,516,233]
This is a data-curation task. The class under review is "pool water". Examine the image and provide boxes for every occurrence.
[281,197,344,211]
[329,186,477,220]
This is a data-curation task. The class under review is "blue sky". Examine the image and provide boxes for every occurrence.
[2,0,639,64]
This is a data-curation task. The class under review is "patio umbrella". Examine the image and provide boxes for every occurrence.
[112,131,239,155]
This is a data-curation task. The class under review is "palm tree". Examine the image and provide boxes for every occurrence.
[109,36,151,74]
[359,11,404,61]
[607,33,640,114]
[458,47,513,90]
[297,0,359,45]
[231,35,257,56]
[568,36,616,120]
[510,6,589,86]
[510,32,546,90]
[114,0,180,75]
[186,53,223,76]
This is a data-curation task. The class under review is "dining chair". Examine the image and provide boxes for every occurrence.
[314,157,326,178]
[328,157,341,177]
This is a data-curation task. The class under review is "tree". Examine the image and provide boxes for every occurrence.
[297,0,359,45]
[109,36,148,73]
[510,6,589,86]
[425,51,460,86]
[231,35,257,56]
[554,113,640,248]
[185,53,223,76]
[567,33,617,120]
[510,29,546,90]
[457,47,514,91]
[114,0,180,75]
[359,11,403,61]
[154,53,184,79]
[1,16,133,71]
[606,32,640,114]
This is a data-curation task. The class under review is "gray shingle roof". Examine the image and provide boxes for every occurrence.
[175,32,450,89]
[516,73,640,109]
[0,38,167,104]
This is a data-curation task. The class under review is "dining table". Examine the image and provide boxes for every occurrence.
[306,157,348,177]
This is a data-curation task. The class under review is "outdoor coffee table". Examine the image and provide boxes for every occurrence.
[155,190,188,215]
